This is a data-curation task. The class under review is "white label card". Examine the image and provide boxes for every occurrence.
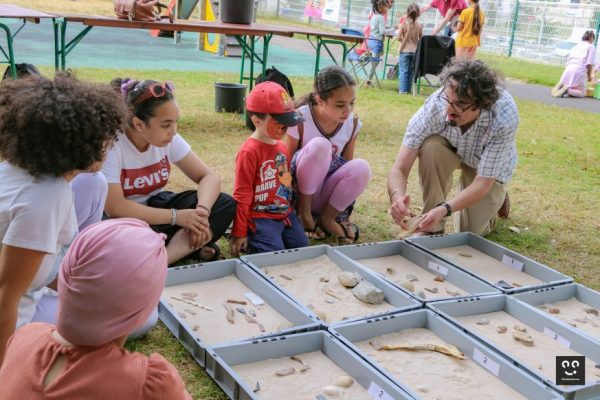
[473,347,500,376]
[367,381,394,400]
[501,255,524,271]
[543,327,571,348]
[427,261,448,276]
[244,292,265,306]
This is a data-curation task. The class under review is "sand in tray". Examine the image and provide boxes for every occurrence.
[434,245,544,287]
[264,254,396,323]
[355,328,527,399]
[536,298,600,342]
[457,311,600,385]
[233,350,371,400]
[162,274,292,345]
[358,254,467,300]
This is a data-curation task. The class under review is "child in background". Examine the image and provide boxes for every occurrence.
[397,3,423,94]
[367,0,393,84]
[286,66,371,244]
[455,0,485,60]
[230,82,308,256]
[0,219,191,399]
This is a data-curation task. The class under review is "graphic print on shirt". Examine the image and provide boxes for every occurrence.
[121,156,171,197]
[254,152,292,214]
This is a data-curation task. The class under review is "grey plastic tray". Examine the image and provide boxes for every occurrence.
[330,309,560,399]
[336,240,500,302]
[241,245,422,327]
[158,259,320,368]
[207,330,412,400]
[514,283,600,346]
[428,295,600,399]
[407,232,572,294]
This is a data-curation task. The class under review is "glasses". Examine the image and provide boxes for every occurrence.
[437,90,473,114]
[132,81,175,106]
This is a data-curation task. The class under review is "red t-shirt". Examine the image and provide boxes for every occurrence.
[232,137,293,238]
[430,0,467,18]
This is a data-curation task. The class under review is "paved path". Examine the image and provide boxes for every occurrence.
[505,80,599,114]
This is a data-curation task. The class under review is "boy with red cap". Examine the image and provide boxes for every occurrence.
[230,81,309,256]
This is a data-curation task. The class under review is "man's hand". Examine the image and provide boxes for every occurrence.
[230,237,248,257]
[391,194,412,229]
[415,206,447,233]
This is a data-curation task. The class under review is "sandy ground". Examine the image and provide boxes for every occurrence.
[233,350,371,400]
[457,311,600,385]
[536,298,600,341]
[355,328,527,400]
[434,245,544,288]
[162,274,292,345]
[263,255,396,324]
[357,254,466,300]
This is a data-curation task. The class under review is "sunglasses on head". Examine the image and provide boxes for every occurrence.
[131,81,175,106]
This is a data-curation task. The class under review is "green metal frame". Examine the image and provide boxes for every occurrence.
[507,0,520,58]
[309,35,359,76]
[53,18,270,89]
[381,35,395,80]
[0,18,28,78]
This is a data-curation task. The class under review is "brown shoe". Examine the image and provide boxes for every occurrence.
[498,192,510,219]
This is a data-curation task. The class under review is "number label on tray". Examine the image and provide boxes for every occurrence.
[368,382,394,400]
[473,347,500,376]
[543,327,571,348]
[501,255,524,272]
[428,261,448,276]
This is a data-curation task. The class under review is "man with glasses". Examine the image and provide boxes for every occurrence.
[388,59,517,236]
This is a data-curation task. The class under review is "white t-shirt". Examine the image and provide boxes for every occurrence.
[0,162,77,327]
[286,104,362,157]
[102,133,191,204]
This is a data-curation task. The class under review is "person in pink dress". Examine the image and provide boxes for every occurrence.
[0,218,191,400]
[552,30,597,98]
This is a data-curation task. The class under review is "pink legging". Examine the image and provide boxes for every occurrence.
[295,137,371,213]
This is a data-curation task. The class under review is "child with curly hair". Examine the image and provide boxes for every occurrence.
[0,74,125,365]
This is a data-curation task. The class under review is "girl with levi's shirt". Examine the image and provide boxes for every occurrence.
[102,78,236,265]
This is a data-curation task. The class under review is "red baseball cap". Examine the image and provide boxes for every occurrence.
[246,81,304,127]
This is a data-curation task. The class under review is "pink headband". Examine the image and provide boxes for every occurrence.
[57,218,168,346]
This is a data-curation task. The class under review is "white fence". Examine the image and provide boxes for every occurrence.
[258,0,600,66]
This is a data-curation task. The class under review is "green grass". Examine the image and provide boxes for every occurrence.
[478,52,564,86]
[52,66,599,399]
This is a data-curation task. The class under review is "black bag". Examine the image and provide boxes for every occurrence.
[2,63,43,80]
[246,66,295,130]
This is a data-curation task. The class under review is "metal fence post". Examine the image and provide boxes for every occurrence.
[346,0,352,26]
[276,0,280,17]
[508,0,520,58]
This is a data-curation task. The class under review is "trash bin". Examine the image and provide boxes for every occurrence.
[594,81,600,100]
[215,83,246,114]
[219,0,254,24]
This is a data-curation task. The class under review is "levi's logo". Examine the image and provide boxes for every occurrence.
[121,156,170,197]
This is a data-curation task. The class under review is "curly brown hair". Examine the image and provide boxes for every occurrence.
[0,74,125,177]
[439,59,502,110]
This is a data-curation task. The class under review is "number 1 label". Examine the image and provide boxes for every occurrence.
[501,255,524,271]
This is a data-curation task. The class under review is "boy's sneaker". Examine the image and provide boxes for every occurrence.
[551,82,568,98]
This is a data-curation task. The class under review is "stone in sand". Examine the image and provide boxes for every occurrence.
[513,331,534,346]
[406,273,419,282]
[496,325,507,333]
[476,317,490,325]
[335,375,354,388]
[338,271,361,288]
[513,324,527,332]
[352,281,385,304]
[322,386,341,397]
[275,367,295,376]
[399,281,415,292]
[424,287,438,293]
[584,307,599,316]
[386,266,396,275]
[548,306,560,314]
[433,276,444,282]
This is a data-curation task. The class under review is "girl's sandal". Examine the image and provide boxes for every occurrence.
[305,224,326,240]
[337,220,360,243]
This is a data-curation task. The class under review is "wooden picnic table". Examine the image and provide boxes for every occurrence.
[0,4,57,78]
[54,15,295,88]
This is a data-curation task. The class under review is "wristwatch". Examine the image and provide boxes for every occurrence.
[437,202,452,217]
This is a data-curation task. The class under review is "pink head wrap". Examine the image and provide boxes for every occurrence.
[57,218,168,346]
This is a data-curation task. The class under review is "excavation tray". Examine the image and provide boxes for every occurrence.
[158,259,320,368]
[407,232,572,294]
[330,309,561,399]
[428,295,600,399]
[241,245,421,327]
[207,330,412,400]
[336,240,500,302]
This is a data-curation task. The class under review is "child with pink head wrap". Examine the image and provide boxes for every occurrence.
[0,218,191,399]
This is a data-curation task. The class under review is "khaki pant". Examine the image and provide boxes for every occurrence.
[418,135,506,235]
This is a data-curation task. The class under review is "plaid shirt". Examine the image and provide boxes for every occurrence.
[403,87,519,183]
